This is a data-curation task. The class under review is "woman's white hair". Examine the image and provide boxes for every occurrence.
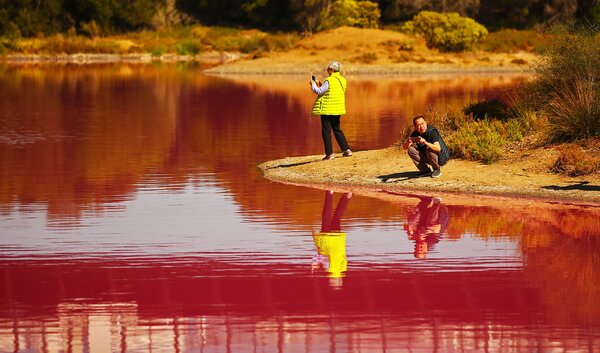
[327,61,342,72]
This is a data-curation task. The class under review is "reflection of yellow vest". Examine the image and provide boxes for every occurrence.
[313,232,347,278]
[311,72,347,116]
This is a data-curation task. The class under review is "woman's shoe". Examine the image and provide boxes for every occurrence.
[343,149,352,157]
[322,155,335,160]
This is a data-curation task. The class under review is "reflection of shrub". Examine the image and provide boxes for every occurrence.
[403,11,488,52]
[463,99,509,121]
[551,144,600,176]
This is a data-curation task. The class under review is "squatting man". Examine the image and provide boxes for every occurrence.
[402,115,450,178]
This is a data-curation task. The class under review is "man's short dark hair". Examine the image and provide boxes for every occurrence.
[413,115,426,125]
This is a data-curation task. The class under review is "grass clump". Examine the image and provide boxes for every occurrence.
[519,25,600,143]
[551,144,600,176]
[354,52,378,63]
[200,27,299,53]
[544,76,600,142]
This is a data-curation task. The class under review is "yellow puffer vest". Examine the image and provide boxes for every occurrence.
[311,72,347,116]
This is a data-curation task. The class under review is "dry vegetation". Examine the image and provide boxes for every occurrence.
[205,26,537,74]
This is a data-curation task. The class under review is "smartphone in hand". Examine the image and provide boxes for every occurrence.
[311,75,316,81]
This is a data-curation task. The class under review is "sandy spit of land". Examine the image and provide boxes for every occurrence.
[258,147,600,206]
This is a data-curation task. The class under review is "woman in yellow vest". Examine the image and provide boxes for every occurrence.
[310,61,352,161]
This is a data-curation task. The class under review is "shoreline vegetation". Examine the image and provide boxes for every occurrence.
[2,24,599,204]
[0,26,539,74]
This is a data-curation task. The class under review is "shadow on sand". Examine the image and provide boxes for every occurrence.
[542,181,600,192]
[264,159,321,170]
[378,171,423,183]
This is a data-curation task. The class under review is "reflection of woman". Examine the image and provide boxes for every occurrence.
[312,190,351,289]
[310,61,352,161]
[403,196,449,258]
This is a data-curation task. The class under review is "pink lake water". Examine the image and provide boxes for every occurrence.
[0,64,599,352]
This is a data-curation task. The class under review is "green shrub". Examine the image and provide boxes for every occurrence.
[353,0,381,28]
[151,45,166,57]
[239,37,263,53]
[503,119,524,142]
[463,99,509,121]
[534,26,600,100]
[479,29,547,53]
[447,119,507,164]
[80,21,101,38]
[263,33,300,51]
[319,0,380,30]
[403,11,488,52]
[175,41,200,55]
[508,25,600,143]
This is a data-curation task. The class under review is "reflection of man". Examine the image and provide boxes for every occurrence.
[403,195,449,259]
[312,190,351,289]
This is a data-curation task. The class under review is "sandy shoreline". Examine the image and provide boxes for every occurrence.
[1,52,533,76]
[0,51,249,65]
[258,147,600,206]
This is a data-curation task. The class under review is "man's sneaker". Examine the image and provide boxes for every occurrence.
[417,169,432,177]
[431,169,442,178]
[343,149,353,157]
[322,155,335,161]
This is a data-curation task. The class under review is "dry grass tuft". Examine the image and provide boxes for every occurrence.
[551,143,600,176]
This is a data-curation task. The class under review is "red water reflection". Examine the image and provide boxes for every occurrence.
[2,242,599,351]
[2,191,600,352]
[1,64,599,352]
